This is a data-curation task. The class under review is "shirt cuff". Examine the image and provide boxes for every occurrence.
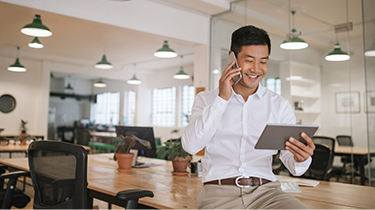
[292,156,312,176]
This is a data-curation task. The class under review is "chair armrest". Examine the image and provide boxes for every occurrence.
[0,171,29,179]
[0,164,7,170]
[116,189,154,201]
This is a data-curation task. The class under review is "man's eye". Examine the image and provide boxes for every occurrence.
[246,60,253,63]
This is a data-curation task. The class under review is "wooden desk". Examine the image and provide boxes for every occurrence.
[1,134,44,140]
[1,153,374,209]
[0,143,29,158]
[335,146,375,185]
[0,142,90,158]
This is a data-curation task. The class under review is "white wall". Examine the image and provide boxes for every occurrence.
[0,56,45,135]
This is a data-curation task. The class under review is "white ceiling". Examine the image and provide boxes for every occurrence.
[0,0,374,80]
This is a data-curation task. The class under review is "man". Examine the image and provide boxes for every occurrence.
[181,25,315,209]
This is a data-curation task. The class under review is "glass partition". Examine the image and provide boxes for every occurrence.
[209,0,374,186]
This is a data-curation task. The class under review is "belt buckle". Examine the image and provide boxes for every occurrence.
[235,176,251,188]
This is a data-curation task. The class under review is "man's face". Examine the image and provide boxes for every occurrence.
[234,45,269,92]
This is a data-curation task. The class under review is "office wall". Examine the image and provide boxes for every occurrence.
[0,56,45,135]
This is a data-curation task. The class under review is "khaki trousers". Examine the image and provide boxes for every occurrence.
[197,181,307,209]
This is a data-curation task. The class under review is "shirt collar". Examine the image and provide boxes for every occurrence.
[230,83,265,101]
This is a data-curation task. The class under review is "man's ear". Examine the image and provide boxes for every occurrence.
[228,50,232,55]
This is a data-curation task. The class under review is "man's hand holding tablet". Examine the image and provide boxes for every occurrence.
[254,124,318,162]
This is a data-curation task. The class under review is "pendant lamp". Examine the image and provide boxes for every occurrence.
[28,37,44,48]
[280,10,308,50]
[365,39,375,57]
[21,14,52,37]
[8,47,26,72]
[95,54,113,69]
[65,83,74,90]
[325,43,350,61]
[173,55,190,79]
[127,64,141,85]
[94,78,107,87]
[154,40,178,58]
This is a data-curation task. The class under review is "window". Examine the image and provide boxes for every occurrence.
[123,90,136,126]
[151,87,176,127]
[266,77,281,95]
[91,92,120,125]
[180,85,195,127]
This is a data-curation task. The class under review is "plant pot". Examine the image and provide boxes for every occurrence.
[19,132,27,145]
[171,156,191,176]
[115,153,134,173]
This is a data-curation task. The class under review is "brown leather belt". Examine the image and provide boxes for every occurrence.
[204,177,272,187]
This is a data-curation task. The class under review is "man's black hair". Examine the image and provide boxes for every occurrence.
[230,25,271,56]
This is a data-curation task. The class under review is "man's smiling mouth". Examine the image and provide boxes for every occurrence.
[245,73,262,79]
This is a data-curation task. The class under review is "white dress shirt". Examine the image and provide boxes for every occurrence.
[182,84,311,183]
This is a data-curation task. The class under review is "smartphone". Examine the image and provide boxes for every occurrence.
[227,52,242,85]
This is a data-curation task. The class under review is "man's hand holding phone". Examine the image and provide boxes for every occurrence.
[218,52,242,101]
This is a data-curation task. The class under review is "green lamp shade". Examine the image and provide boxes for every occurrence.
[280,36,308,50]
[95,54,113,69]
[154,40,178,58]
[94,79,107,87]
[365,49,375,57]
[28,37,44,48]
[8,58,26,72]
[325,43,350,61]
[21,14,52,37]
[127,74,141,85]
[65,83,74,90]
[173,67,190,79]
[365,40,375,57]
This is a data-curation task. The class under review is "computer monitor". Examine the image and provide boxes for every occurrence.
[114,126,157,158]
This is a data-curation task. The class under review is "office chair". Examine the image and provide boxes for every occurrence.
[28,141,154,209]
[336,135,372,182]
[0,164,31,209]
[301,136,335,181]
[28,140,89,209]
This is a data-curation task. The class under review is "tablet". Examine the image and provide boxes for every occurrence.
[254,124,319,150]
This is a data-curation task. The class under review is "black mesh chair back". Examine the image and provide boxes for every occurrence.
[302,136,335,181]
[28,140,88,209]
[336,135,354,146]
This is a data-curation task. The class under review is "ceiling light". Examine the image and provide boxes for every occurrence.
[28,37,44,49]
[21,14,52,37]
[280,33,308,50]
[325,43,350,61]
[280,10,308,50]
[127,64,141,85]
[8,46,26,72]
[173,55,190,79]
[154,40,177,58]
[212,69,220,74]
[65,83,74,90]
[174,67,190,79]
[95,54,113,69]
[127,74,141,85]
[94,79,107,87]
[365,39,375,57]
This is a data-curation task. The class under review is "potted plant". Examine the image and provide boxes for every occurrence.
[157,137,191,176]
[19,120,28,145]
[112,135,151,172]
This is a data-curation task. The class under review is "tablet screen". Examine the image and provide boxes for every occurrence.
[254,124,319,150]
